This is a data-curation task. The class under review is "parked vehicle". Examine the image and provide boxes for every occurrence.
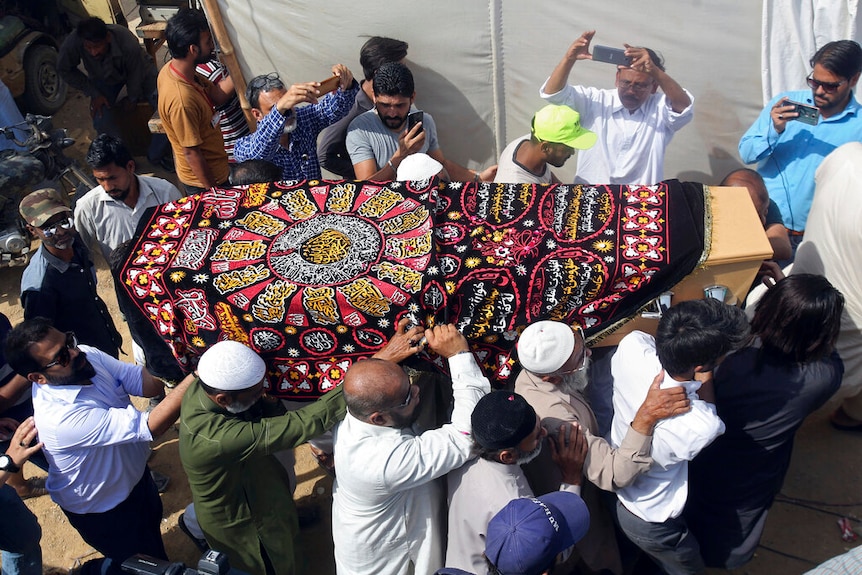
[0,113,96,265]
[0,14,66,115]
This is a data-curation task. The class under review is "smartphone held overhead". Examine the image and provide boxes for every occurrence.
[592,45,632,66]
[317,75,340,96]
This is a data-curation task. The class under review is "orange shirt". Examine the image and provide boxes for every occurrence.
[157,64,229,188]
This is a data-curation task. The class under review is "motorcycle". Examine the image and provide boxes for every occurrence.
[0,113,96,265]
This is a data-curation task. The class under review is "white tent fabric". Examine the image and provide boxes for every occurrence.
[762,0,862,103]
[211,1,778,183]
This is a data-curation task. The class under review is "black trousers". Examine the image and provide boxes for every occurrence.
[63,467,166,573]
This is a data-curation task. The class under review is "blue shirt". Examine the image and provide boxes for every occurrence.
[32,346,152,514]
[739,90,862,231]
[233,83,358,180]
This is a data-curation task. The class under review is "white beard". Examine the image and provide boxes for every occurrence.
[558,357,591,396]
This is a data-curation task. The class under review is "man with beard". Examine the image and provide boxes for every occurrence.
[19,189,123,358]
[346,62,497,182]
[158,8,234,194]
[540,30,693,185]
[179,340,348,575]
[4,317,195,575]
[332,324,490,575]
[75,135,182,262]
[740,40,862,257]
[514,320,691,574]
[494,104,597,184]
[445,390,588,574]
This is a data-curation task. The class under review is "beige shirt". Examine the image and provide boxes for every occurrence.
[515,369,654,575]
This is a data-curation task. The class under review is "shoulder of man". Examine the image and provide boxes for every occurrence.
[347,108,381,132]
[138,174,182,200]
[21,247,49,292]
[73,185,107,211]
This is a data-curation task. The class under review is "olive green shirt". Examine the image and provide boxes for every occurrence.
[179,380,346,574]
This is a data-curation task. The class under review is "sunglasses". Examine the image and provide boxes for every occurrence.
[43,331,78,370]
[807,74,847,94]
[41,217,74,238]
[390,383,414,410]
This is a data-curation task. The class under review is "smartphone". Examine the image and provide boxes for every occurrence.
[592,45,632,66]
[317,75,340,96]
[785,100,819,125]
[407,110,424,133]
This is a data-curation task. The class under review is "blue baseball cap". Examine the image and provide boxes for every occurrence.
[485,491,590,575]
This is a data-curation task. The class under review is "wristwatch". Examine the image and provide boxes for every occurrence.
[0,454,20,473]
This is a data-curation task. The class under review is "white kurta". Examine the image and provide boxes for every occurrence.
[539,81,693,186]
[331,353,490,575]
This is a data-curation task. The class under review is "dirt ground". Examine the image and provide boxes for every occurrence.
[6,87,862,575]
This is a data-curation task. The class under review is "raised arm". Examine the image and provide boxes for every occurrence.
[625,45,691,113]
[544,30,596,95]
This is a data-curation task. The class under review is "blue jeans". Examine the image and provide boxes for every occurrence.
[615,500,705,575]
[0,484,42,575]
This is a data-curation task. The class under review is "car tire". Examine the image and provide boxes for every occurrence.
[23,44,67,115]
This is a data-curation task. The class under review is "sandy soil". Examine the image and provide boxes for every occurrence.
[7,88,862,575]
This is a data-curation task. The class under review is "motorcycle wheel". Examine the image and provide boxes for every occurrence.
[23,45,68,115]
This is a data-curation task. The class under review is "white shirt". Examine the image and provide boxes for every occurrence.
[331,353,490,575]
[74,175,183,260]
[32,346,153,513]
[539,81,694,185]
[610,331,724,522]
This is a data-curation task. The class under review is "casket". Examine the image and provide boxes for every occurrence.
[595,185,772,346]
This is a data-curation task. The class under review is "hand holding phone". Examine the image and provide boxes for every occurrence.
[786,100,819,125]
[591,45,632,67]
[317,75,340,96]
[407,110,424,133]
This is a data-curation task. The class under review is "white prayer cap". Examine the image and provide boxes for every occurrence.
[197,341,266,391]
[396,153,443,181]
[517,321,575,375]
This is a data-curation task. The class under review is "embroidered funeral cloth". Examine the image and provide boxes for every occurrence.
[120,178,708,399]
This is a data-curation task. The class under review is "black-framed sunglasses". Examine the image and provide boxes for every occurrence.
[42,331,78,370]
[390,383,414,410]
[807,74,847,93]
[41,217,74,238]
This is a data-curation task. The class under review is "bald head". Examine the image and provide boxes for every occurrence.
[343,358,409,420]
[721,168,769,225]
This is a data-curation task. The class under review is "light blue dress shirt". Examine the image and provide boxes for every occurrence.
[32,346,152,514]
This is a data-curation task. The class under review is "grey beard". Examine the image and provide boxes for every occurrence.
[515,441,543,466]
[559,362,591,396]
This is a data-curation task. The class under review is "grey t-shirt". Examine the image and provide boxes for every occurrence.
[345,108,439,169]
